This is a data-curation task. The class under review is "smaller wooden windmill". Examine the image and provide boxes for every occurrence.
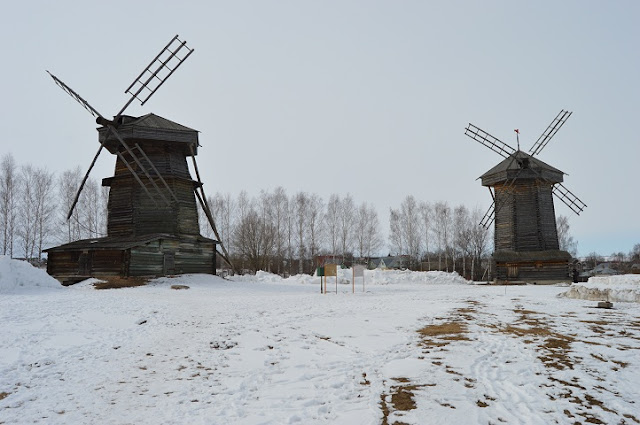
[464,110,586,283]
[45,35,234,284]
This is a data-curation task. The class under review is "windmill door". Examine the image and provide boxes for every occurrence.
[163,252,176,275]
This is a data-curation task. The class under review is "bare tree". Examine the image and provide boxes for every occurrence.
[33,168,56,262]
[270,187,289,274]
[209,192,236,258]
[325,194,341,256]
[234,190,251,270]
[58,167,83,243]
[233,206,275,273]
[400,195,421,267]
[419,201,433,270]
[79,178,105,238]
[433,201,452,271]
[339,194,356,260]
[17,165,36,259]
[469,207,490,280]
[453,205,472,278]
[355,202,382,259]
[306,193,324,263]
[630,243,640,263]
[388,196,422,267]
[557,215,577,257]
[389,208,403,256]
[293,192,309,273]
[0,154,18,256]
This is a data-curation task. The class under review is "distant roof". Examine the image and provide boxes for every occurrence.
[480,151,565,186]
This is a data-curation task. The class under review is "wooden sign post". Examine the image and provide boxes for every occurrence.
[317,267,325,294]
[324,264,338,294]
[353,265,365,293]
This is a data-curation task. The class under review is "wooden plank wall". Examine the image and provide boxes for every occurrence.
[495,180,560,252]
[495,261,569,282]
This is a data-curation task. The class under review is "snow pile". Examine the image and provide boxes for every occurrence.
[0,255,62,294]
[364,269,468,285]
[559,274,640,303]
[230,268,469,286]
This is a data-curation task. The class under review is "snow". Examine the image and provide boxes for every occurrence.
[559,274,640,303]
[0,255,62,294]
[1,258,639,424]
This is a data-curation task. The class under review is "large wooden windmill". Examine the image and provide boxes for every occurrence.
[45,35,233,284]
[464,110,586,283]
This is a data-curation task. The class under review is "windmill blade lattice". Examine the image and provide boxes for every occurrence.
[552,182,587,215]
[46,71,103,119]
[465,123,516,158]
[529,110,572,157]
[119,35,194,116]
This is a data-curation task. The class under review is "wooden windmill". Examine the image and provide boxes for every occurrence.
[45,35,234,284]
[464,110,586,283]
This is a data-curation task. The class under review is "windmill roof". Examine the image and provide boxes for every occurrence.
[98,113,200,154]
[479,151,566,186]
[481,151,564,178]
[119,113,198,132]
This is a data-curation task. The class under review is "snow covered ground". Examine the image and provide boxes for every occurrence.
[1,256,639,425]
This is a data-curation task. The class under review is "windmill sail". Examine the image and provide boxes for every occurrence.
[465,124,516,158]
[529,110,572,157]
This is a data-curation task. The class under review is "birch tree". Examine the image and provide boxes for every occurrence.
[419,201,433,270]
[306,193,324,262]
[325,194,341,256]
[0,154,18,256]
[355,202,382,258]
[58,167,83,243]
[433,201,452,271]
[293,192,309,273]
[33,168,56,262]
[557,215,577,257]
[339,194,356,260]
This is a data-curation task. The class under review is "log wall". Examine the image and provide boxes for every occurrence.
[494,180,559,252]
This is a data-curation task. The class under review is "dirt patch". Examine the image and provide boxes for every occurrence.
[170,284,189,290]
[94,277,148,290]
[379,378,436,424]
[0,391,9,401]
[418,321,469,351]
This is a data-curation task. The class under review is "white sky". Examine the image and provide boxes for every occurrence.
[1,1,638,257]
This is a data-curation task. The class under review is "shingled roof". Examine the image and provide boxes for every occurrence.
[98,113,199,154]
[480,151,565,186]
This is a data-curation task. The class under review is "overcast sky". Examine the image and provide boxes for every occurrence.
[1,1,638,257]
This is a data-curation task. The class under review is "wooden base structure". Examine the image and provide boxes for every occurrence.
[492,249,571,285]
[46,234,217,286]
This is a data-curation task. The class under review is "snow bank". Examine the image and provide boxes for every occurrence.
[229,268,469,286]
[0,255,62,294]
[558,274,640,303]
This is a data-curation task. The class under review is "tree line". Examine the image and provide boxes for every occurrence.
[0,154,108,262]
[3,152,608,281]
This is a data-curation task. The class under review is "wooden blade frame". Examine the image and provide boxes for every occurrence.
[49,35,194,220]
[529,110,572,157]
[48,71,175,219]
[552,182,587,215]
[119,35,194,115]
[465,123,516,158]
